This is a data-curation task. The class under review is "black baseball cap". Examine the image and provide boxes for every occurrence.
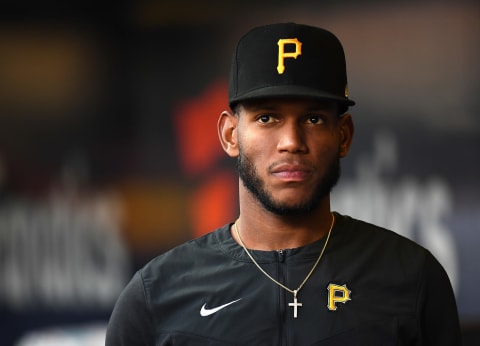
[229,23,355,114]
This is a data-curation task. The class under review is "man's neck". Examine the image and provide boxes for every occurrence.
[232,197,333,251]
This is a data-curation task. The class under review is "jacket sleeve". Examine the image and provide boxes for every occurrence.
[105,271,155,346]
[418,252,462,345]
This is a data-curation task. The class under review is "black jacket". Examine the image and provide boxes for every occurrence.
[106,213,461,345]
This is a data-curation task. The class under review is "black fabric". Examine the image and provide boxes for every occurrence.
[228,23,355,113]
[105,213,461,345]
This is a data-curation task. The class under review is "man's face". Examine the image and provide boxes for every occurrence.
[235,98,347,216]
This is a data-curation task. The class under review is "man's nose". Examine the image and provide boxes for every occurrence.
[276,123,308,153]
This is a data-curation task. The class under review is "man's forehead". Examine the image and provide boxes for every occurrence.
[239,97,339,112]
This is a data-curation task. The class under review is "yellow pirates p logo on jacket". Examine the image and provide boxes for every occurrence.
[327,283,351,311]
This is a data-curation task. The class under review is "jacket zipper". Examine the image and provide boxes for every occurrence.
[277,249,287,346]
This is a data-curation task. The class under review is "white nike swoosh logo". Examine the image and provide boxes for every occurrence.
[200,298,242,316]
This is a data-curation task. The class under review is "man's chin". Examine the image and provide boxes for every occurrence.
[260,199,320,216]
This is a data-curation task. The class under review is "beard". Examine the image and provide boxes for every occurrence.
[237,150,340,216]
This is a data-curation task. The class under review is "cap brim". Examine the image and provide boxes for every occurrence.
[229,85,355,109]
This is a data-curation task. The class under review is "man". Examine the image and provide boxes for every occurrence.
[106,23,461,345]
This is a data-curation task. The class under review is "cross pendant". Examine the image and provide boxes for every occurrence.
[288,290,303,318]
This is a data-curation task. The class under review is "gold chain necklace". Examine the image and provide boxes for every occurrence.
[233,213,334,318]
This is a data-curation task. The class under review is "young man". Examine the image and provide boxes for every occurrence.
[106,23,461,345]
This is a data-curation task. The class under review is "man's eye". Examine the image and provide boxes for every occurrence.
[307,115,323,124]
[258,115,272,123]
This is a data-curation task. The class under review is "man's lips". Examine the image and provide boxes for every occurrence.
[270,163,313,181]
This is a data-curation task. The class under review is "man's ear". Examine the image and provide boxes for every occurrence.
[218,110,239,157]
[339,113,354,158]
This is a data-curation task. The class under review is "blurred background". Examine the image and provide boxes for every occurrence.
[0,1,478,345]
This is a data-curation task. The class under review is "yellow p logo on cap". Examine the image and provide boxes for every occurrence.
[277,38,302,74]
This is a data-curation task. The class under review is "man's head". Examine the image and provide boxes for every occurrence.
[219,23,355,216]
[228,22,355,115]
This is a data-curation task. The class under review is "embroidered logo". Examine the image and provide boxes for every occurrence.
[327,283,351,311]
[200,298,242,317]
[277,38,302,74]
